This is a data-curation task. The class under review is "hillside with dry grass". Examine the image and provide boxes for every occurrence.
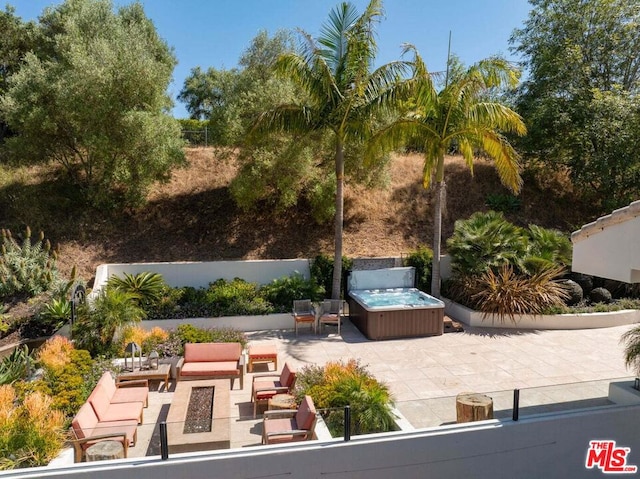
[0,147,594,286]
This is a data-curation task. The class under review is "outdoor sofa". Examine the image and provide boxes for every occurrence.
[176,342,245,389]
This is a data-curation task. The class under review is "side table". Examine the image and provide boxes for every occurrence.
[85,440,125,461]
[268,393,296,411]
[248,343,278,372]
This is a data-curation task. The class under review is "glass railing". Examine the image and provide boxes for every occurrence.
[63,375,637,463]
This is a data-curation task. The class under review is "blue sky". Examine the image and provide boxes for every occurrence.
[11,0,532,118]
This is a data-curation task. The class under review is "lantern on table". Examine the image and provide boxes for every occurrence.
[124,342,142,372]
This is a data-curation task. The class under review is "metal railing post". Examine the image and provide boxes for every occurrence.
[512,388,520,421]
[160,421,169,459]
[344,405,351,441]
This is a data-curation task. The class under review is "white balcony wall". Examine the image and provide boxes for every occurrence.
[11,404,640,479]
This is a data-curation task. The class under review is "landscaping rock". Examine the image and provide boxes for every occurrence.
[603,279,640,299]
[571,273,593,295]
[561,279,583,306]
[590,287,612,304]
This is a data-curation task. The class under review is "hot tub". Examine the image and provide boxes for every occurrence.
[348,288,445,340]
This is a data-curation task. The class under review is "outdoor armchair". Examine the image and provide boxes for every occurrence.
[262,395,317,445]
[252,362,296,418]
[318,299,343,335]
[293,299,316,335]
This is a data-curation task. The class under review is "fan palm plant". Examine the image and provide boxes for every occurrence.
[251,0,409,299]
[370,47,526,297]
[447,211,528,276]
[621,326,640,376]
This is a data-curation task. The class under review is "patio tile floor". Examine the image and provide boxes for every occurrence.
[119,317,635,458]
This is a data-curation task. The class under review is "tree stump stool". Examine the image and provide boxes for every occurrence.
[456,392,494,423]
[85,440,125,461]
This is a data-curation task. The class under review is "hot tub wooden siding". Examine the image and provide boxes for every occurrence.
[348,298,444,340]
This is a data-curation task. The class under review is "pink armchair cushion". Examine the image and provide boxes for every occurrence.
[71,403,98,440]
[279,363,296,388]
[88,384,142,423]
[71,403,137,446]
[263,418,303,444]
[97,371,148,406]
[295,396,316,430]
[180,361,239,376]
[184,343,241,363]
[97,371,117,398]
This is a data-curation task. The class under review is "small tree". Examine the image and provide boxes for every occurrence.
[1,0,185,207]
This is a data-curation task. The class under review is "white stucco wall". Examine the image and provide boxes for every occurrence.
[444,298,640,330]
[572,201,640,283]
[92,259,311,296]
[12,404,640,479]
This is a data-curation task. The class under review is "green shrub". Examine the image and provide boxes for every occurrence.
[294,359,396,437]
[143,284,184,319]
[27,348,96,420]
[72,289,146,356]
[174,324,247,349]
[310,254,353,299]
[0,227,59,301]
[403,246,433,291]
[260,273,324,311]
[206,278,273,316]
[485,194,521,213]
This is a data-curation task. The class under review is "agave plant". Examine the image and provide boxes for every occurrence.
[40,298,72,326]
[0,345,31,385]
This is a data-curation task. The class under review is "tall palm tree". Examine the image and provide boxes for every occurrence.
[372,47,526,297]
[252,0,408,299]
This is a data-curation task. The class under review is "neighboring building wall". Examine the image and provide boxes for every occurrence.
[16,404,640,479]
[572,200,640,283]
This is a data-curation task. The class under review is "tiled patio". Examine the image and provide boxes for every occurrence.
[119,317,635,458]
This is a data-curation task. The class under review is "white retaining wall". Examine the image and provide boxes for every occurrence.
[91,259,311,297]
[139,314,293,332]
[12,404,640,479]
[444,298,640,329]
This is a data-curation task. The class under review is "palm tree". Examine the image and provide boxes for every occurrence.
[251,0,408,299]
[372,47,526,297]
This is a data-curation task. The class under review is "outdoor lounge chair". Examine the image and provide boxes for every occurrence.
[293,300,316,335]
[261,395,317,444]
[318,299,342,335]
[251,362,296,418]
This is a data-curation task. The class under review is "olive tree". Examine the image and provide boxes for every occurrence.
[1,0,185,208]
[511,0,640,210]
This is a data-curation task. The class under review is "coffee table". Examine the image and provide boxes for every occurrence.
[117,363,171,391]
